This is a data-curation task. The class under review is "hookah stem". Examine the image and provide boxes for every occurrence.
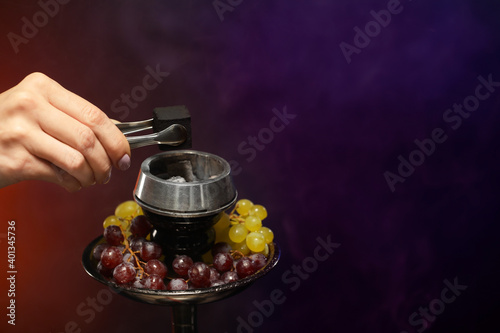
[171,304,197,333]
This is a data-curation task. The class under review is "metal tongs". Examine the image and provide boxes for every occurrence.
[115,106,191,150]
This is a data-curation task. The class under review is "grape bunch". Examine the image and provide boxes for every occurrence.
[93,201,167,289]
[166,248,268,290]
[213,199,274,257]
[93,199,274,291]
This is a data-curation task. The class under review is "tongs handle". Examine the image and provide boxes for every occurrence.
[116,120,187,149]
[115,106,192,150]
[125,124,187,149]
[116,119,154,135]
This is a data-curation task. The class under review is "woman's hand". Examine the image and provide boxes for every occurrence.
[0,72,131,192]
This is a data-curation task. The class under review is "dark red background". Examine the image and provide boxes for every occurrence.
[1,0,500,332]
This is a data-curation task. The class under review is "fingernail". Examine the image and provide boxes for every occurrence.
[118,154,131,171]
[73,185,82,192]
[104,169,112,184]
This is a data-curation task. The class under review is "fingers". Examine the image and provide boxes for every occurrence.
[39,76,131,171]
[44,162,83,193]
[0,146,82,192]
[37,102,112,184]
[25,127,96,187]
[0,72,131,192]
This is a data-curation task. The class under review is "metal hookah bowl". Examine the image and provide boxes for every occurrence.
[133,150,237,259]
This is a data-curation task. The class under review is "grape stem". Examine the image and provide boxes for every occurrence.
[230,250,245,261]
[228,203,238,216]
[119,225,147,279]
[228,203,247,225]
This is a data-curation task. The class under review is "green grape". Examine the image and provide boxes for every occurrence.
[115,200,141,219]
[214,213,230,233]
[257,243,269,257]
[233,241,250,256]
[236,199,253,215]
[246,232,266,252]
[249,204,267,220]
[120,218,130,230]
[245,215,262,232]
[258,227,274,244]
[229,224,248,243]
[103,215,121,229]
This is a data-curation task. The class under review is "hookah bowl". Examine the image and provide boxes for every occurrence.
[134,150,237,261]
[82,150,280,332]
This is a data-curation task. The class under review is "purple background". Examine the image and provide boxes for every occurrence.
[1,0,500,332]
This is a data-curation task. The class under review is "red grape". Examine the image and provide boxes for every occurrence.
[97,261,113,278]
[100,246,123,269]
[172,255,194,278]
[249,253,267,270]
[113,262,136,284]
[93,243,109,261]
[210,279,225,287]
[145,259,167,278]
[235,257,255,278]
[212,242,232,256]
[144,274,166,290]
[133,277,145,289]
[188,262,211,288]
[103,225,124,246]
[140,241,162,261]
[167,278,189,291]
[213,252,233,273]
[221,271,239,283]
[130,215,152,237]
[130,237,145,253]
[209,267,221,283]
